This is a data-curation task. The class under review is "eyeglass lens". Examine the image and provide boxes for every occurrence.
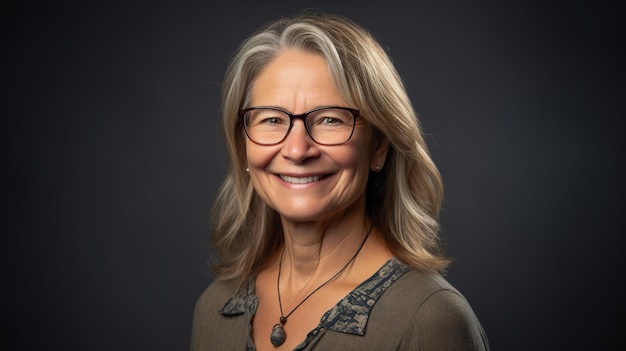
[243,108,356,145]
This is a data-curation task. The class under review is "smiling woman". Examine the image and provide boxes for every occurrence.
[191,11,489,351]
[244,50,382,225]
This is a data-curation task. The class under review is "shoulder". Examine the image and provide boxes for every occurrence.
[375,269,463,308]
[191,279,251,351]
[192,278,243,330]
[375,270,490,350]
[198,280,237,303]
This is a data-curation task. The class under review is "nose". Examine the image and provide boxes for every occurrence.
[280,119,320,162]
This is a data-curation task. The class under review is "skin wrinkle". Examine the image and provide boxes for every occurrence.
[280,217,368,288]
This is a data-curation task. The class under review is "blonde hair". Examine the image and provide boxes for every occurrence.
[210,12,449,285]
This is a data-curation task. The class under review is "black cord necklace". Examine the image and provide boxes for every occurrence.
[270,227,372,347]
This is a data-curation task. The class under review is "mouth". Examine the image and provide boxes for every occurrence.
[279,175,324,184]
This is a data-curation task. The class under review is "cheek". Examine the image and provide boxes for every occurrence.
[338,148,368,171]
[246,141,277,169]
[348,134,375,170]
[331,145,372,185]
[347,125,375,166]
[245,143,274,201]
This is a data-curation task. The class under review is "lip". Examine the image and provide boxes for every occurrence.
[278,174,327,184]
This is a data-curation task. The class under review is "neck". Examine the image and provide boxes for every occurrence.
[279,211,370,288]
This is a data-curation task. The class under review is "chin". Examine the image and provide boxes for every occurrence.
[275,205,328,222]
[279,211,325,223]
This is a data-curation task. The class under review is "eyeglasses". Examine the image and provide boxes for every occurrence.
[240,106,359,146]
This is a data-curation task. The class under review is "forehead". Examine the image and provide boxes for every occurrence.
[250,50,348,112]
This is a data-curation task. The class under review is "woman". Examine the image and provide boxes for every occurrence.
[192,12,489,351]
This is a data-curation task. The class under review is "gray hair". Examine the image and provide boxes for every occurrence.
[210,12,449,285]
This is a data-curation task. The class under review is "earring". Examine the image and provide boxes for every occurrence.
[246,168,249,172]
[375,165,381,172]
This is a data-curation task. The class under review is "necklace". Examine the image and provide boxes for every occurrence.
[270,227,372,347]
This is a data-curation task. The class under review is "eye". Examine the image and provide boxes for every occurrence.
[263,117,284,125]
[247,110,289,127]
[321,117,341,125]
[310,110,352,126]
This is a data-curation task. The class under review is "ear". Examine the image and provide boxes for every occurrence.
[370,137,390,172]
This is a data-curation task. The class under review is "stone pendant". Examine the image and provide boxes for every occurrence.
[270,324,286,346]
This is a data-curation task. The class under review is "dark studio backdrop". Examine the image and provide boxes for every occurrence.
[3,0,623,350]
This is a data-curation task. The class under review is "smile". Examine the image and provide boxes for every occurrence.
[279,175,322,184]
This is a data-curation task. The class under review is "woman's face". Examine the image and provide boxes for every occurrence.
[245,49,387,224]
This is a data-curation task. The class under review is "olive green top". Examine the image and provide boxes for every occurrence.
[191,258,489,350]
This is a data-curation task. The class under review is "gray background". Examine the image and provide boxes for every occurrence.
[4,0,623,350]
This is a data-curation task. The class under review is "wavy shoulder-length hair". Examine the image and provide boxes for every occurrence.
[210,12,450,285]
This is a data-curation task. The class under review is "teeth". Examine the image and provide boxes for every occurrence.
[280,175,321,184]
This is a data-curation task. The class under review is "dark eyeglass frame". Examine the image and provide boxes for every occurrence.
[239,106,360,146]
